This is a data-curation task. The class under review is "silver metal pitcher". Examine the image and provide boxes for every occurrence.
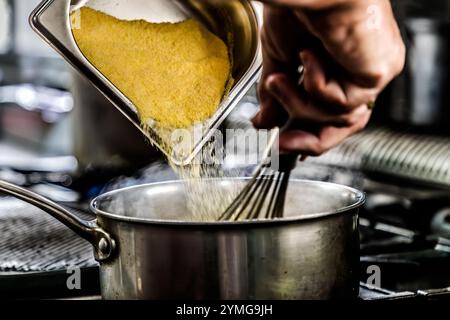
[30,0,263,165]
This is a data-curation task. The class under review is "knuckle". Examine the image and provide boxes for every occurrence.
[310,143,327,157]
[366,44,406,89]
[366,67,391,88]
[336,103,369,126]
[335,96,348,108]
[303,77,321,95]
[394,43,407,76]
[340,113,359,127]
[354,118,368,132]
[329,94,348,109]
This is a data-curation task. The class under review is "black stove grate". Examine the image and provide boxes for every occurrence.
[0,198,97,273]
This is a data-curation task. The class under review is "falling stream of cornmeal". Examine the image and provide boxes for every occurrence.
[71,7,231,129]
[71,8,238,221]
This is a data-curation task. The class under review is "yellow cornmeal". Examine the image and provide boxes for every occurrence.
[71,7,231,129]
[71,7,239,221]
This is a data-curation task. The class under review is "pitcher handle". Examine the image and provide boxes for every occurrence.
[0,180,115,261]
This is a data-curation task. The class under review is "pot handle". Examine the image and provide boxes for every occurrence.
[0,180,115,261]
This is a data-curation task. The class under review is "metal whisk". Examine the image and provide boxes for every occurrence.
[218,65,304,222]
[218,130,298,221]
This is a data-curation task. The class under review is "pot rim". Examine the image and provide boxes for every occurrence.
[90,178,365,226]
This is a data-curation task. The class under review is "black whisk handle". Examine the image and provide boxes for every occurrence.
[278,154,299,172]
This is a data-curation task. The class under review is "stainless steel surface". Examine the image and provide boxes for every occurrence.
[388,18,450,128]
[95,179,363,299]
[29,0,262,165]
[0,180,115,261]
[0,178,364,299]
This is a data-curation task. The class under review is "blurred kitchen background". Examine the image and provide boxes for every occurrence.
[0,0,449,187]
[1,0,450,191]
[1,0,450,300]
[0,0,162,196]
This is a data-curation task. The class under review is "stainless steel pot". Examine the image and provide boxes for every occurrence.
[0,179,365,300]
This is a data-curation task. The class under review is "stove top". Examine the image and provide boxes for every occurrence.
[357,180,450,300]
[0,196,99,299]
[1,162,450,300]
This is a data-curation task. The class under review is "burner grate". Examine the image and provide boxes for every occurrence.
[0,198,97,273]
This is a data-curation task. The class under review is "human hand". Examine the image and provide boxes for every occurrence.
[253,0,405,156]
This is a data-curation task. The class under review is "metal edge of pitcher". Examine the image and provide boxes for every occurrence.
[28,0,263,166]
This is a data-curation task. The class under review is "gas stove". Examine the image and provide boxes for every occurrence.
[0,132,450,300]
[291,132,450,300]
[358,181,450,300]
